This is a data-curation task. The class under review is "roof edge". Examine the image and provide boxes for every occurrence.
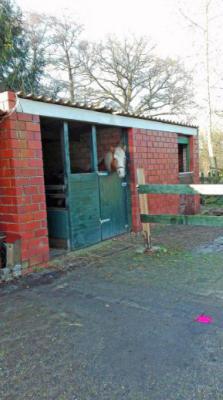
[16,91,198,130]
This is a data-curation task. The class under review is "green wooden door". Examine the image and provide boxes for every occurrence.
[68,172,128,247]
[62,122,129,249]
[99,172,129,240]
[68,173,101,249]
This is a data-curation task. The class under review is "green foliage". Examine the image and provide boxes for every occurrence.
[0,5,75,95]
[201,194,223,209]
[200,168,223,184]
[0,0,29,90]
[207,170,222,183]
[23,13,55,94]
[200,169,223,207]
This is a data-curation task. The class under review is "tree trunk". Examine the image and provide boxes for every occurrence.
[65,50,75,103]
[205,0,217,171]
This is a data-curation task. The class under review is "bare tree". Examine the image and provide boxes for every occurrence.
[178,0,223,170]
[23,12,50,93]
[48,14,83,102]
[79,36,194,118]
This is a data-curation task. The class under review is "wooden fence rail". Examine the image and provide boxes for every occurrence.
[136,170,223,250]
[138,184,223,196]
[141,214,223,227]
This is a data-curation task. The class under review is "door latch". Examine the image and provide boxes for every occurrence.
[97,172,109,176]
[100,218,111,224]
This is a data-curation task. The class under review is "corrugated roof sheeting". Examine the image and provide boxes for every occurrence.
[16,91,198,129]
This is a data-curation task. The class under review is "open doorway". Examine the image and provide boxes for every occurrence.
[41,118,95,252]
[41,118,67,252]
[40,118,129,251]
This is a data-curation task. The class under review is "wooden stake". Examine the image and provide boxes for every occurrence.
[137,168,152,250]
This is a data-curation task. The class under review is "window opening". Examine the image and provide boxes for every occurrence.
[178,137,190,173]
[69,122,93,173]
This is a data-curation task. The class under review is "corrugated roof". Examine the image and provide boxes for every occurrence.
[16,91,198,129]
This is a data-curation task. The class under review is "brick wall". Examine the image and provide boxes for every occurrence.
[0,91,49,268]
[97,127,122,161]
[128,128,200,232]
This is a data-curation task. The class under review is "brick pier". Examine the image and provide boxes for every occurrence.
[0,91,49,268]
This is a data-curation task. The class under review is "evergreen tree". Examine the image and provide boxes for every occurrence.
[0,0,29,91]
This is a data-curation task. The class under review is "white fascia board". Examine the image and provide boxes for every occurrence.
[17,98,198,136]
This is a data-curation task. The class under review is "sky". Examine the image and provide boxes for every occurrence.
[16,0,189,58]
[16,0,223,127]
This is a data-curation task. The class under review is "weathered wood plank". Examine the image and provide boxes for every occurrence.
[138,184,223,195]
[141,214,223,227]
[47,209,69,239]
[137,169,151,249]
[68,172,101,249]
[99,173,129,240]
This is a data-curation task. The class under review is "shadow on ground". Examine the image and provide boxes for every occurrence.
[1,226,223,400]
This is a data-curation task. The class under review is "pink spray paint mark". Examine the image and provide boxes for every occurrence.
[194,314,213,324]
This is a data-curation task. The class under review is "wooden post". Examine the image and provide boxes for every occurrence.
[137,168,152,250]
[61,121,72,250]
[91,125,98,172]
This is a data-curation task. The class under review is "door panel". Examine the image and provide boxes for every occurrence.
[99,173,128,240]
[68,173,101,249]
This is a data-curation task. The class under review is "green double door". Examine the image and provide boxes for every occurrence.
[68,172,129,249]
[61,121,129,249]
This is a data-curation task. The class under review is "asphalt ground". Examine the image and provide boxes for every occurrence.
[1,226,223,400]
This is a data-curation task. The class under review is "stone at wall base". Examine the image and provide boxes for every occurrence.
[0,264,22,282]
[12,264,22,278]
[0,267,11,282]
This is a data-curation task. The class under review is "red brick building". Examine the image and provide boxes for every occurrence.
[0,91,199,271]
